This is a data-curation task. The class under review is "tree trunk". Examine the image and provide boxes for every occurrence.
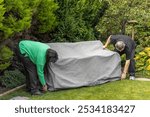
[121,19,127,35]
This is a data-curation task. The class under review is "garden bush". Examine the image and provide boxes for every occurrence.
[0,69,25,88]
[135,47,150,77]
[0,46,13,72]
[52,0,108,42]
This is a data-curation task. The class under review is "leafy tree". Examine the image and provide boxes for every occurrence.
[0,0,32,72]
[0,0,58,72]
[0,0,5,33]
[97,0,150,77]
[36,0,59,33]
[98,0,150,43]
[29,0,59,42]
[27,0,58,37]
[0,46,13,72]
[0,0,32,39]
[51,0,108,42]
[0,0,59,41]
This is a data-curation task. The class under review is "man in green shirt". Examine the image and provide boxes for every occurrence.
[17,40,58,95]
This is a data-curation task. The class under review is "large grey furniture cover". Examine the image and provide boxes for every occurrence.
[45,41,121,91]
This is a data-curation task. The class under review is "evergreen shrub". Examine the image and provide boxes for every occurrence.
[0,69,25,88]
[0,46,13,72]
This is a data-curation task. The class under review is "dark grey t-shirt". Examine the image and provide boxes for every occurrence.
[110,35,136,60]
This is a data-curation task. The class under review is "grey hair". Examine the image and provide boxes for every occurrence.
[115,41,125,51]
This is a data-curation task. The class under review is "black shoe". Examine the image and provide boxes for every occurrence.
[31,91,43,95]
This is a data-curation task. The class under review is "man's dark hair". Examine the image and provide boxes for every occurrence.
[46,49,58,63]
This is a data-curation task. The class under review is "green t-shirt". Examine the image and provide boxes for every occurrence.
[19,40,50,86]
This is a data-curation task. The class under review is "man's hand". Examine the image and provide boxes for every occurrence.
[103,45,106,49]
[121,72,126,80]
[42,85,47,92]
[121,60,130,80]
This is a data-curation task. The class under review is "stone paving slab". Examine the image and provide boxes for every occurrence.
[135,78,150,81]
[10,96,30,100]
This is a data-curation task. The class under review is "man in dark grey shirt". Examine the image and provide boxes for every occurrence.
[103,35,136,80]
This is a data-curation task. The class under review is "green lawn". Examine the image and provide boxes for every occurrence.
[1,79,150,100]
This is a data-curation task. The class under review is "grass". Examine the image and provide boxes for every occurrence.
[1,79,150,100]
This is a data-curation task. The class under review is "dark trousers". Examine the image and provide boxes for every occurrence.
[115,49,135,77]
[15,47,40,93]
[128,49,135,76]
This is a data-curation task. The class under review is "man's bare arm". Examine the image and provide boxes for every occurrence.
[121,60,130,79]
[103,35,112,49]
